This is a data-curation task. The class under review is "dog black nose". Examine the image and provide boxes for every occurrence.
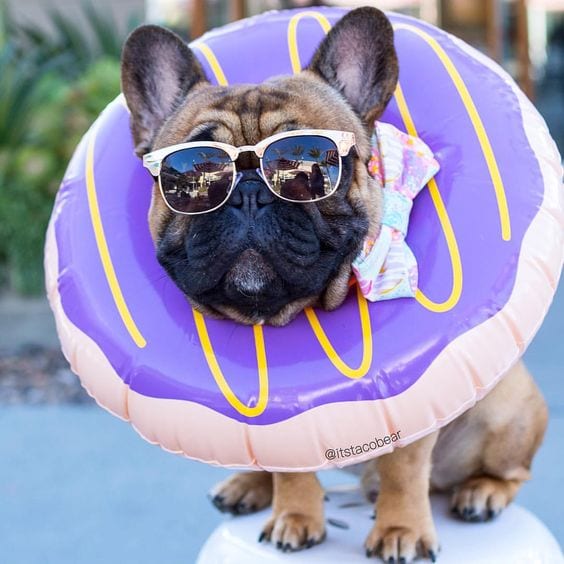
[227,170,275,217]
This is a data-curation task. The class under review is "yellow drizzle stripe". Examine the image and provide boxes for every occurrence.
[190,42,272,416]
[85,126,147,348]
[288,11,371,377]
[394,23,511,242]
[304,285,373,379]
[190,42,270,417]
[192,42,228,86]
[394,83,463,313]
[193,309,269,417]
[288,11,332,74]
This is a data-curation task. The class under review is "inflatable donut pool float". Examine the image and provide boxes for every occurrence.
[45,7,564,471]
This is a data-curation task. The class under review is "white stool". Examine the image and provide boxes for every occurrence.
[197,485,563,563]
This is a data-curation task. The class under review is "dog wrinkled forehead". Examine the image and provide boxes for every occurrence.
[152,76,371,162]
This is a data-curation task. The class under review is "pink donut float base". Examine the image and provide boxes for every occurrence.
[45,8,564,471]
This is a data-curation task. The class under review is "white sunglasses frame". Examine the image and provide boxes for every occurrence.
[142,129,356,215]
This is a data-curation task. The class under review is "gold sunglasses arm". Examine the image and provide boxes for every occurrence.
[143,152,164,176]
[334,132,356,156]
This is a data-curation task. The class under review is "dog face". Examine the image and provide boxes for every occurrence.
[121,8,398,325]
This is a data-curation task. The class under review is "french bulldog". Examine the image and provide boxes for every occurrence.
[121,7,547,562]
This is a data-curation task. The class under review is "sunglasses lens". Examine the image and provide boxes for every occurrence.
[160,147,234,214]
[262,135,341,202]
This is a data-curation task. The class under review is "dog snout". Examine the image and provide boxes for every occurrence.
[227,170,275,217]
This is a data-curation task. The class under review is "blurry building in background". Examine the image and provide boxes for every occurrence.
[145,0,317,37]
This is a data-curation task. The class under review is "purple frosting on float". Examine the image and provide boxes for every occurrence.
[53,8,543,424]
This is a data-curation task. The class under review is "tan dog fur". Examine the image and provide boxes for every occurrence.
[121,8,548,561]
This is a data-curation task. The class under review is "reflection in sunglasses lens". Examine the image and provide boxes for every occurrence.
[262,136,340,202]
[160,147,234,213]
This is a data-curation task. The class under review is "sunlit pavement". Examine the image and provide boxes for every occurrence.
[0,282,562,563]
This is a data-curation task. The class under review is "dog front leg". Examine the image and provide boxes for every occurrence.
[259,472,325,552]
[365,432,439,562]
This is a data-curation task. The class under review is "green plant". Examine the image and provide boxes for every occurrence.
[0,58,122,294]
[11,1,140,79]
[0,1,136,294]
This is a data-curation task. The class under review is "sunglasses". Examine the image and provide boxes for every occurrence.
[143,129,356,215]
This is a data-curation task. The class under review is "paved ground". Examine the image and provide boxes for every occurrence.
[0,282,562,563]
[0,294,61,351]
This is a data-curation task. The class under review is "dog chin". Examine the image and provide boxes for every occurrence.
[208,295,317,327]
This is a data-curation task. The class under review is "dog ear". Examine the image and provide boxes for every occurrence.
[121,25,207,156]
[308,7,398,126]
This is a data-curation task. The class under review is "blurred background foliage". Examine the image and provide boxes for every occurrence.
[0,1,138,294]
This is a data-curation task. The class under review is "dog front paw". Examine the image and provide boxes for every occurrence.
[208,471,272,515]
[364,522,439,562]
[259,511,326,552]
[450,476,520,522]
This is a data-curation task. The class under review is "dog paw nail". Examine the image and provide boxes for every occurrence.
[258,531,266,543]
[283,543,292,552]
[365,548,373,558]
[487,508,499,520]
[428,549,437,562]
[387,557,395,564]
[276,541,283,549]
[399,558,407,564]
